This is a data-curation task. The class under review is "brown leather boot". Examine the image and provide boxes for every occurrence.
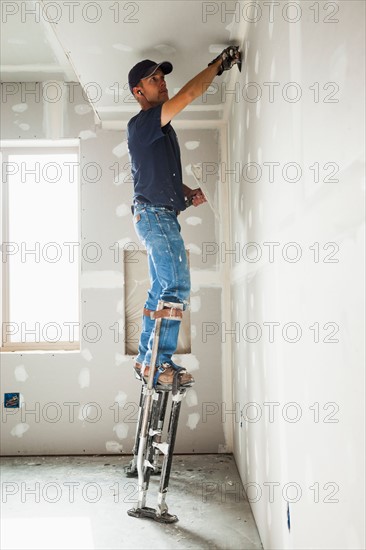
[134,362,194,388]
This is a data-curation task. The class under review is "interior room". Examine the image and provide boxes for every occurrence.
[1,1,365,549]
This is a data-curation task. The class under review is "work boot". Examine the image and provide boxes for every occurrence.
[133,362,194,388]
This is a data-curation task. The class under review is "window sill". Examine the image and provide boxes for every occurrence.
[1,346,80,354]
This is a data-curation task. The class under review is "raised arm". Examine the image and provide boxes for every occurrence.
[161,46,241,126]
[161,60,221,126]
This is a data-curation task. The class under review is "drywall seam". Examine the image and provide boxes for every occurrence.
[190,269,221,286]
[42,81,65,139]
[222,4,249,123]
[98,104,224,114]
[38,0,78,81]
[101,120,227,131]
[38,0,101,124]
[219,124,233,451]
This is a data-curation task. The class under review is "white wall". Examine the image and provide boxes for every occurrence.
[0,83,227,455]
[1,2,365,548]
[227,1,365,549]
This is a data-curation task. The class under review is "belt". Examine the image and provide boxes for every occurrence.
[131,203,179,215]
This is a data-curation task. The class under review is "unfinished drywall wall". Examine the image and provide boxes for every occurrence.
[0,82,226,454]
[227,1,365,549]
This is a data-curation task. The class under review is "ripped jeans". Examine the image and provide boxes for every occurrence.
[132,204,190,367]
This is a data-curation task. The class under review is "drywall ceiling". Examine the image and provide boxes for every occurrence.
[0,0,244,125]
[0,0,77,82]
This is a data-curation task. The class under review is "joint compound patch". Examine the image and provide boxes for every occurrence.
[180,355,199,372]
[190,296,201,312]
[81,271,123,289]
[14,365,28,382]
[12,103,28,113]
[186,243,201,255]
[113,43,132,52]
[113,423,129,439]
[11,423,29,437]
[114,391,127,406]
[78,368,90,389]
[81,349,93,361]
[116,204,131,217]
[75,104,92,115]
[184,141,200,150]
[186,389,198,407]
[106,441,123,453]
[186,217,202,226]
[79,130,96,140]
[187,413,200,430]
[112,141,128,158]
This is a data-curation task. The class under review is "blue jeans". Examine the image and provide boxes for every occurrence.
[133,204,190,367]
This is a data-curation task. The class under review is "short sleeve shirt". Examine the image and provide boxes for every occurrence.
[127,104,186,211]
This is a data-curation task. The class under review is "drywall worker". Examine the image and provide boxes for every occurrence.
[127,47,241,389]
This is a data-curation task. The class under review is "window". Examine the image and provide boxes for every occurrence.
[1,140,80,351]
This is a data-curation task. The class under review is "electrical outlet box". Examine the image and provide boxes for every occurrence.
[4,393,20,408]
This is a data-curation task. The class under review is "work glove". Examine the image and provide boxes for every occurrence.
[208,45,242,75]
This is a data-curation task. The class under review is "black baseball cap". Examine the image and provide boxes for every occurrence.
[128,59,173,92]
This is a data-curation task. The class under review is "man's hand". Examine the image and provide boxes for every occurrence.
[209,46,242,75]
[184,187,207,208]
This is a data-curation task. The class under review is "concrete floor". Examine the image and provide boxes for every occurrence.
[0,454,262,550]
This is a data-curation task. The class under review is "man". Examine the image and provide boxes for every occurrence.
[127,47,241,389]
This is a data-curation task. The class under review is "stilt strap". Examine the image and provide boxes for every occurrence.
[153,364,167,387]
[144,307,183,320]
[172,367,185,396]
[150,363,188,393]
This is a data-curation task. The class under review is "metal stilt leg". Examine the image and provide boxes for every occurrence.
[156,388,186,519]
[133,301,164,511]
[125,386,167,478]
[152,391,169,473]
[127,299,191,523]
[124,384,145,477]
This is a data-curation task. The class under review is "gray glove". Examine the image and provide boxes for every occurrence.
[208,46,242,75]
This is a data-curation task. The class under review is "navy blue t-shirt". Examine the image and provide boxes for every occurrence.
[127,104,186,211]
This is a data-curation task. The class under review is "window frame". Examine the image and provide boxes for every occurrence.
[1,139,81,353]
[123,248,191,356]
